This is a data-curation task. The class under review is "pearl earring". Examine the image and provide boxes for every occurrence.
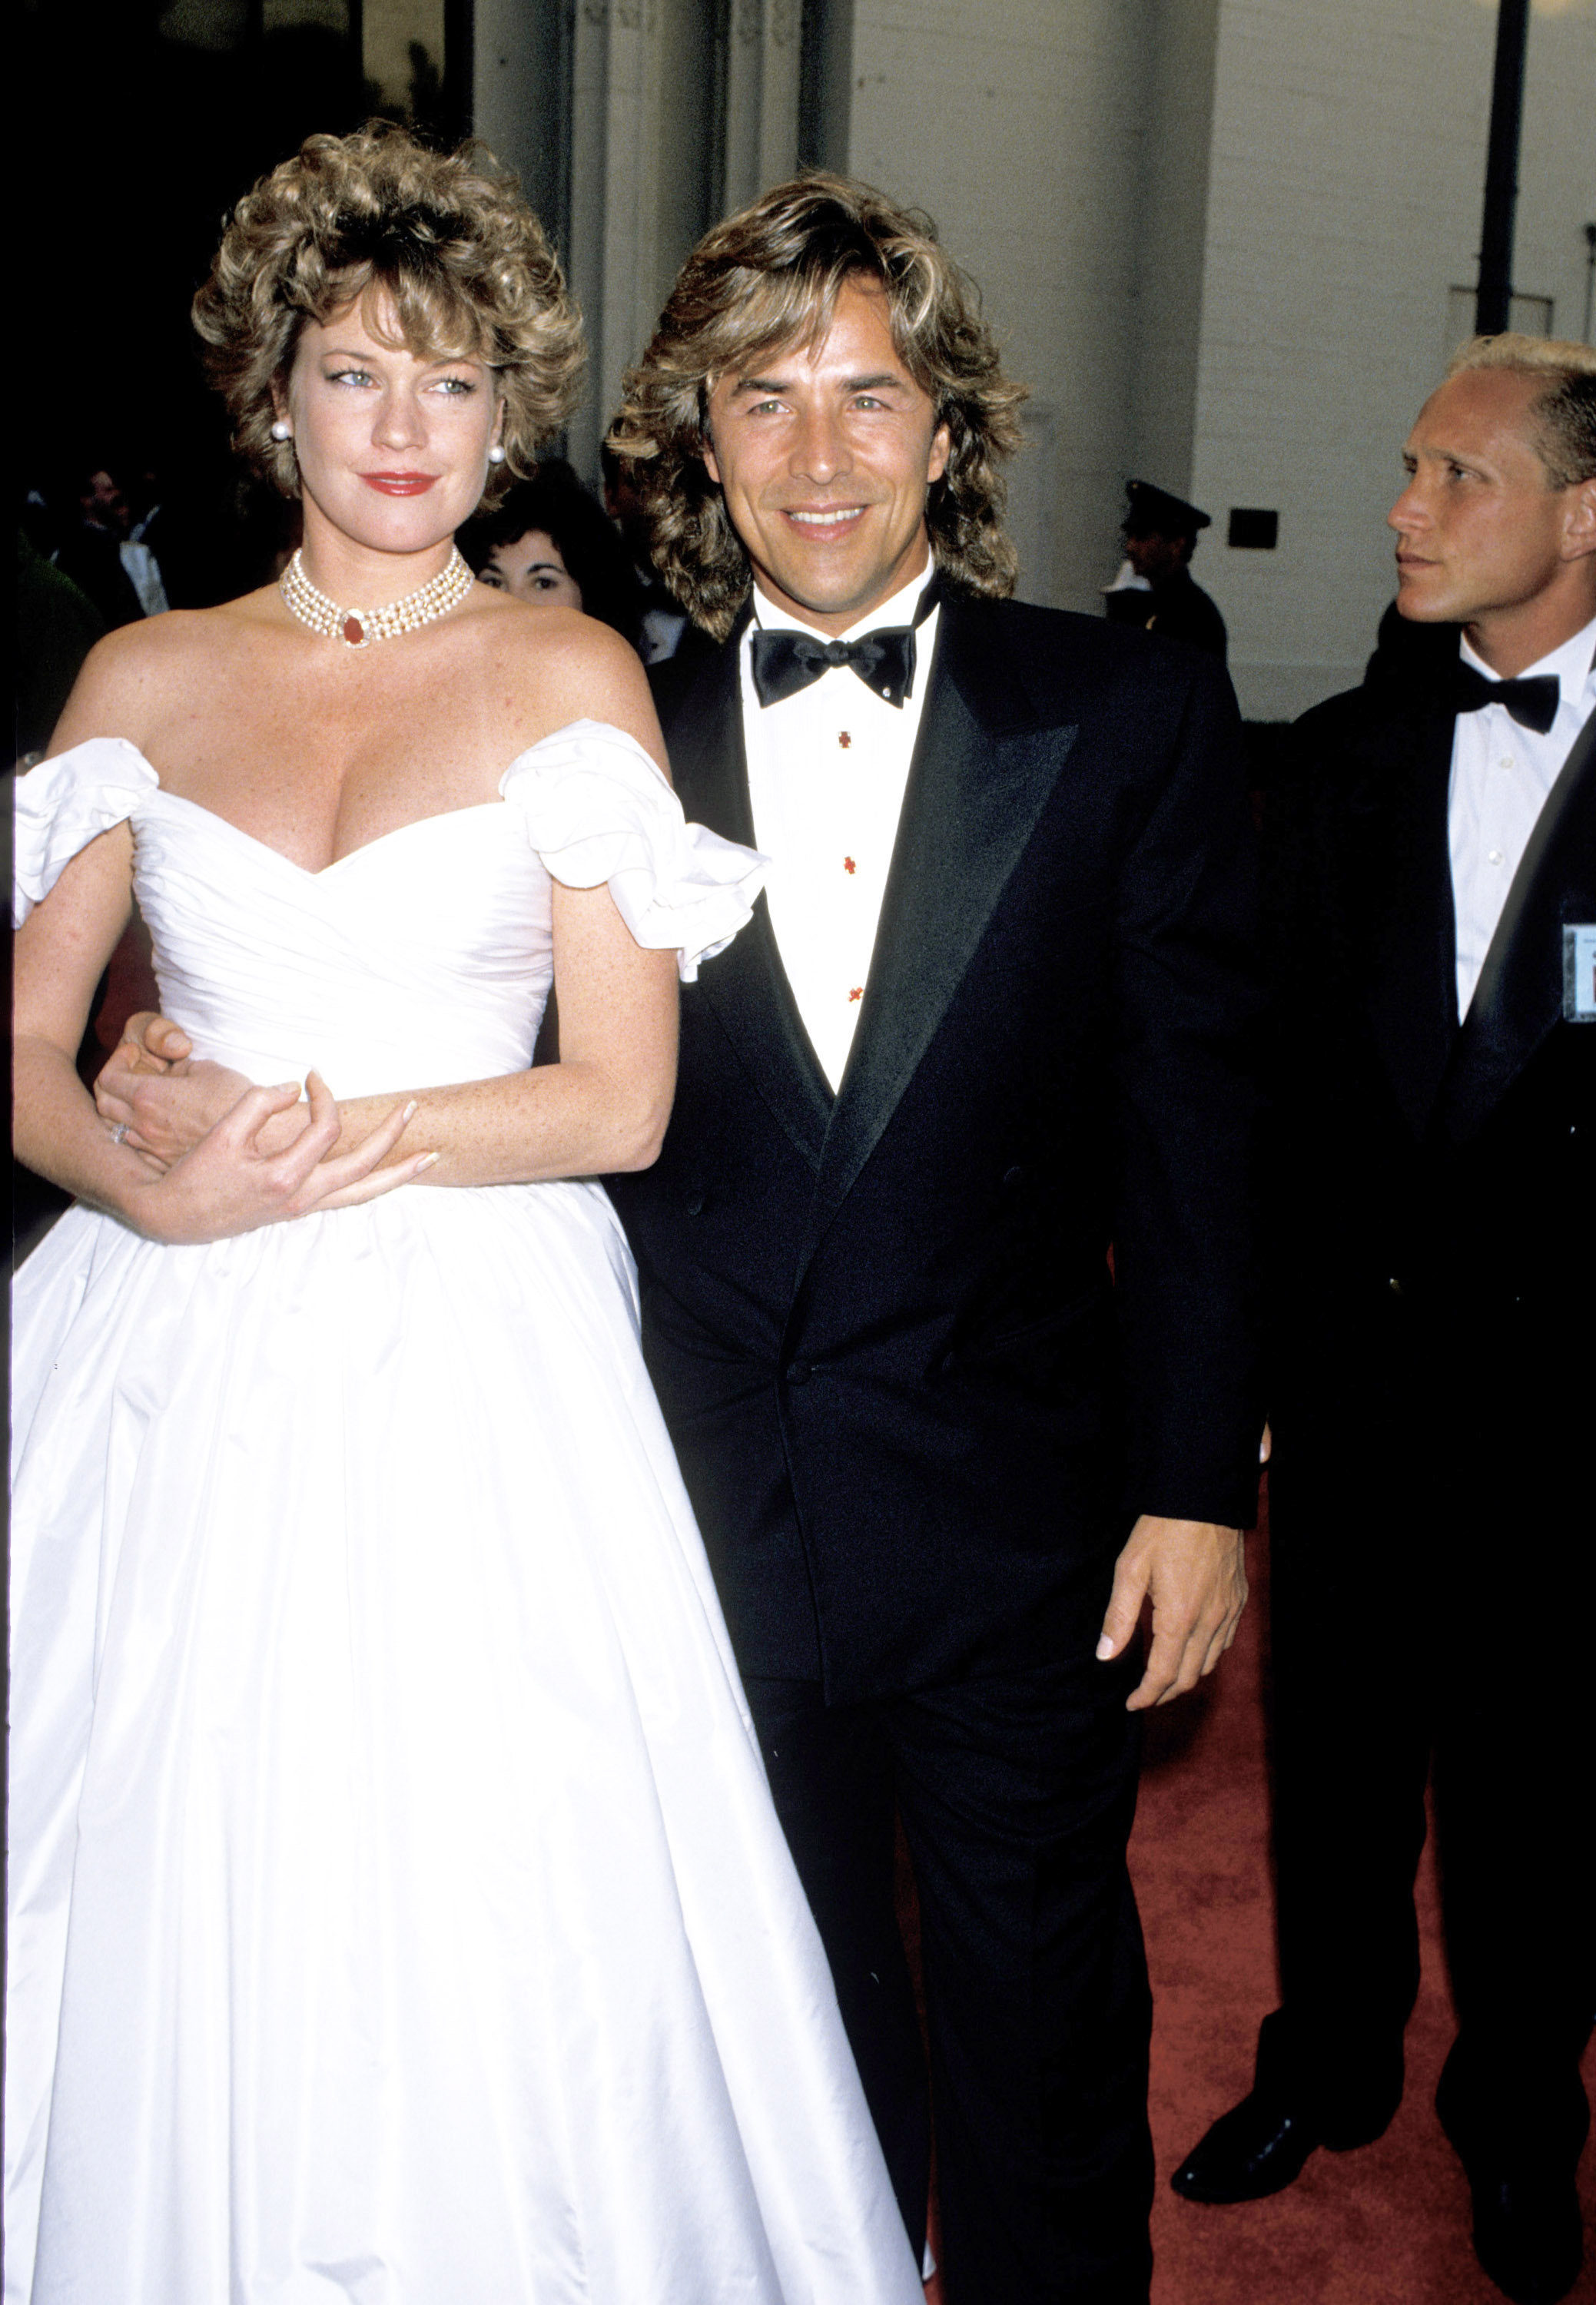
[487,443,506,465]
[270,419,292,442]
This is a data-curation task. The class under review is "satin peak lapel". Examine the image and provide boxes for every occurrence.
[662,629,832,1169]
[1438,705,1596,1145]
[814,615,1074,1219]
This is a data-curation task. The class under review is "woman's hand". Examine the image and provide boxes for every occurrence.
[121,1073,436,1245]
[98,1056,251,1169]
[96,1017,347,1173]
[95,1015,224,1168]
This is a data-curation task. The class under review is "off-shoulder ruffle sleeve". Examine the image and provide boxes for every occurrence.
[13,738,158,927]
[500,718,766,983]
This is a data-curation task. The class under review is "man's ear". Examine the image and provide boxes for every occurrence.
[1561,476,1596,564]
[701,428,722,489]
[927,421,951,488]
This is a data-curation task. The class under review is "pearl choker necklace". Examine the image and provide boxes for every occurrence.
[278,546,475,647]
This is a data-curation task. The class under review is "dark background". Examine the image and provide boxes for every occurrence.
[16,0,466,602]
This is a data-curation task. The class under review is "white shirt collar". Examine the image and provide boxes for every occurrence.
[748,560,938,643]
[1459,611,1596,712]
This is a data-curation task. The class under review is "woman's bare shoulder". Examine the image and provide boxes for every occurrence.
[46,591,290,755]
[468,593,635,672]
[464,597,664,764]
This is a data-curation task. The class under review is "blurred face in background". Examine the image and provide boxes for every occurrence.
[479,529,584,609]
[81,469,130,536]
[1122,526,1190,581]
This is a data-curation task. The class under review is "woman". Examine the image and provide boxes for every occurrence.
[9,124,921,2304]
[465,460,645,645]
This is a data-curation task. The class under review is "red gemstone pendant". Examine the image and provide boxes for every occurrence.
[342,615,364,645]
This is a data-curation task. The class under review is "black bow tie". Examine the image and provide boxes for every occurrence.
[1452,662,1561,736]
[751,623,920,709]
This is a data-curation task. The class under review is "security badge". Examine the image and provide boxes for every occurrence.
[1564,926,1596,1022]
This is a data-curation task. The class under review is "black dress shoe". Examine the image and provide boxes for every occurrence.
[1465,2170,1584,2305]
[1435,2054,1588,2303]
[1170,2090,1322,2204]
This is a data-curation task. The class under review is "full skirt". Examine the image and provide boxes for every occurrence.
[7,1181,919,2304]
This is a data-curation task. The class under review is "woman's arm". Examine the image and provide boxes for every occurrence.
[97,877,680,1186]
[14,821,430,1244]
[313,877,679,1184]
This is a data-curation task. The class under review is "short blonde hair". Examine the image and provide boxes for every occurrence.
[608,172,1027,639]
[1445,333,1596,487]
[193,122,584,503]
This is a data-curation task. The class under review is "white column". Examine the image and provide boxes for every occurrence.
[560,0,722,482]
[472,0,559,201]
[724,0,802,217]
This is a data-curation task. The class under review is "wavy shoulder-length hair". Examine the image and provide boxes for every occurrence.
[608,172,1027,638]
[194,121,584,506]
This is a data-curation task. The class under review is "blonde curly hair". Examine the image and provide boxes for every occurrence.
[194,122,584,504]
[608,172,1027,638]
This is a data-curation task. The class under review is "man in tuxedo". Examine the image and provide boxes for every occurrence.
[604,174,1263,2303]
[1173,337,1595,2305]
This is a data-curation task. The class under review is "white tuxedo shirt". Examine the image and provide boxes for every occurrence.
[738,565,940,1090]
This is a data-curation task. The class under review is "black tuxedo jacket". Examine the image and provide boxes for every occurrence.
[609,592,1263,1703]
[1262,664,1594,1432]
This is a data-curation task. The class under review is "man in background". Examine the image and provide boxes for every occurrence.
[1103,479,1227,661]
[1173,336,1595,2305]
[601,442,692,665]
[54,460,168,629]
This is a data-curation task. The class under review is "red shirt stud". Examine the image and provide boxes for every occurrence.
[848,987,863,1003]
[838,731,851,748]
[843,856,856,874]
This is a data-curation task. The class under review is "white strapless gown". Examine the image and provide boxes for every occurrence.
[8,731,921,2305]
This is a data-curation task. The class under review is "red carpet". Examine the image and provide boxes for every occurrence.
[1130,1477,1596,2304]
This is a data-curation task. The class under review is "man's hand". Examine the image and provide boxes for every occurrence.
[1097,1516,1248,1710]
[103,1010,193,1081]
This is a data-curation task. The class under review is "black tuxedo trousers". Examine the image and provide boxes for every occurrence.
[609,597,1263,2301]
[1257,678,1595,2174]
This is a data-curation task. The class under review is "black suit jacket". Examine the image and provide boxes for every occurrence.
[1262,665,1594,1435]
[609,592,1263,1702]
[1105,568,1228,663]
[52,526,144,632]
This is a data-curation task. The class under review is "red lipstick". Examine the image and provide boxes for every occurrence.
[360,472,438,496]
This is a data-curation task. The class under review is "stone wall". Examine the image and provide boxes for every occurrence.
[471,0,1596,715]
[1190,0,1595,717]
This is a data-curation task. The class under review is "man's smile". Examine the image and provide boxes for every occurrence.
[782,504,870,534]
